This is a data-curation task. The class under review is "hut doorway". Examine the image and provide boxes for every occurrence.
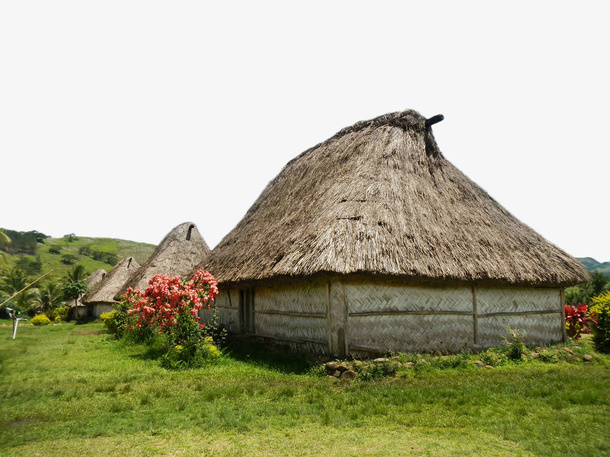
[239,288,255,334]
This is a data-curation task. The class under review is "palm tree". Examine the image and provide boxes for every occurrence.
[62,264,89,308]
[0,266,36,310]
[64,264,87,283]
[32,281,64,313]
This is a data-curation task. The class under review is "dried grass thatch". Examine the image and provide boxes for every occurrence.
[86,269,107,288]
[71,269,109,309]
[82,257,140,305]
[199,109,588,288]
[114,222,210,298]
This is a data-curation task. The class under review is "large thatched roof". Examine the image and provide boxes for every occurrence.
[199,109,588,288]
[82,257,140,304]
[114,222,210,297]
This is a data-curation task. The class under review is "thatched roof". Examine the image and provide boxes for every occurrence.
[86,269,107,288]
[71,269,109,308]
[198,109,588,288]
[114,222,210,297]
[82,257,140,304]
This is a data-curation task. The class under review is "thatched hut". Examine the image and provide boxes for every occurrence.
[198,109,588,357]
[72,268,108,318]
[81,257,140,317]
[115,222,210,297]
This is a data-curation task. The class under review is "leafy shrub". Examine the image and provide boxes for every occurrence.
[60,254,78,265]
[100,310,121,335]
[591,292,610,353]
[505,328,526,360]
[48,246,61,255]
[47,306,69,322]
[120,270,220,368]
[31,314,51,326]
[480,348,509,367]
[160,337,221,370]
[565,304,597,340]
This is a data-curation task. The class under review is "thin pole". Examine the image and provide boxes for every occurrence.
[0,270,54,308]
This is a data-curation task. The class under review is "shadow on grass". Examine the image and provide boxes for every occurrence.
[122,333,315,374]
[224,336,314,375]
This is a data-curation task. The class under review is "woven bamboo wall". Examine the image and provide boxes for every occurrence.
[477,288,560,314]
[476,287,562,347]
[206,281,564,357]
[349,314,474,354]
[254,284,328,350]
[345,284,472,313]
[92,303,114,317]
[200,289,239,333]
[344,284,474,355]
[255,285,327,314]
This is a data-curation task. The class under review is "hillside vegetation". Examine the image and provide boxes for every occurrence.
[577,257,610,277]
[0,229,156,281]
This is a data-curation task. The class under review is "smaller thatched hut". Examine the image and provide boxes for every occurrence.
[114,222,210,297]
[81,257,140,317]
[72,268,108,318]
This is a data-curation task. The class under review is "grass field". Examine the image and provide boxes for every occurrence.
[1,322,609,456]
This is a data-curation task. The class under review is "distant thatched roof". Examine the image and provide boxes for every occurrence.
[198,109,588,288]
[114,222,210,298]
[82,257,140,304]
[86,269,107,288]
[71,269,109,308]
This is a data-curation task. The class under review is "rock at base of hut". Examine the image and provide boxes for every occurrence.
[340,370,357,381]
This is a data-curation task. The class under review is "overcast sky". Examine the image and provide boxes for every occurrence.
[1,1,609,262]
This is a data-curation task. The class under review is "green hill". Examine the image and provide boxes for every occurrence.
[577,257,610,277]
[0,229,156,281]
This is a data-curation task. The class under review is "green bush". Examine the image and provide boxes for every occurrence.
[100,310,121,336]
[505,328,526,361]
[47,306,69,322]
[31,314,51,326]
[591,292,610,353]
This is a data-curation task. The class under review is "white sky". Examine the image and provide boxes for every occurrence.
[1,1,609,262]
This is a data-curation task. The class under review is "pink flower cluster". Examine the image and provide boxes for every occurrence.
[122,270,219,332]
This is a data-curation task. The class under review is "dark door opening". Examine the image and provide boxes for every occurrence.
[239,288,255,334]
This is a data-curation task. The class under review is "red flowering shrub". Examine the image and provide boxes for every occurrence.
[564,304,597,340]
[119,270,220,367]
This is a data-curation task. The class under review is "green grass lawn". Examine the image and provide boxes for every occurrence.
[1,322,609,456]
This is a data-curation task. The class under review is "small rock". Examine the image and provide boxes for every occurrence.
[391,356,401,361]
[563,347,574,355]
[474,360,485,368]
[593,354,600,361]
[336,363,349,372]
[325,361,339,372]
[485,365,494,369]
[531,352,540,359]
[332,370,341,378]
[583,354,593,362]
[340,370,358,381]
[373,358,389,363]
[353,360,363,368]
[404,362,414,369]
